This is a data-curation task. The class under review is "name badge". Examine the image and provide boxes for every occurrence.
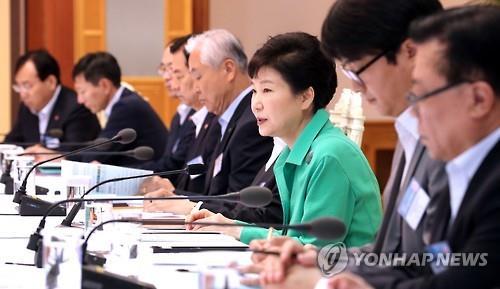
[45,137,60,149]
[398,178,430,230]
[213,153,223,177]
[187,155,204,180]
[425,241,452,274]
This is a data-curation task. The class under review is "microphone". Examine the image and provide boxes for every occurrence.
[60,164,206,227]
[19,145,155,161]
[27,184,271,254]
[13,128,137,216]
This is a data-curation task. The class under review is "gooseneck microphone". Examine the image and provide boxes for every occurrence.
[13,128,136,204]
[20,145,155,161]
[13,129,137,217]
[27,185,272,254]
[60,164,206,227]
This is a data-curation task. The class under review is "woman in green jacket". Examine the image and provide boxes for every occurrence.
[186,32,382,248]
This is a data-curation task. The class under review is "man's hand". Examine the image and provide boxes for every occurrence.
[143,188,195,214]
[247,237,318,284]
[24,145,60,162]
[328,273,374,289]
[139,176,174,195]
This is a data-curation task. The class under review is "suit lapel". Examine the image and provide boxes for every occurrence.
[218,93,251,154]
[45,88,64,135]
[203,93,252,194]
[400,141,425,192]
[447,140,500,239]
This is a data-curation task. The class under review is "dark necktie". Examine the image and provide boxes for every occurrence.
[423,185,451,245]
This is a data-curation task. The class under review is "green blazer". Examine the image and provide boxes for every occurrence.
[239,109,382,247]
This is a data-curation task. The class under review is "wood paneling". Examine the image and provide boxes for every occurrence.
[193,0,209,33]
[361,120,398,192]
[165,0,193,40]
[73,0,106,61]
[26,0,74,87]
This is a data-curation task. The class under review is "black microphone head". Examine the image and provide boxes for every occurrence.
[132,146,154,160]
[186,164,206,175]
[239,186,273,208]
[308,217,346,240]
[92,137,112,151]
[47,128,63,139]
[114,128,136,144]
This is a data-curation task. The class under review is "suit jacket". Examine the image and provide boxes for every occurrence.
[82,88,168,167]
[5,86,100,150]
[225,162,283,224]
[376,142,448,254]
[176,112,218,194]
[141,109,196,185]
[201,92,274,213]
[356,141,500,289]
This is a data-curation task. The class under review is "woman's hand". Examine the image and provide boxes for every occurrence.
[185,209,241,239]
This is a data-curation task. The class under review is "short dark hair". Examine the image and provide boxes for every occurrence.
[248,32,337,112]
[321,0,443,63]
[15,49,61,84]
[169,34,197,66]
[72,52,121,87]
[410,5,500,97]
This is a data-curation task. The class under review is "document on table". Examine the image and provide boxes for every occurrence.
[61,160,152,196]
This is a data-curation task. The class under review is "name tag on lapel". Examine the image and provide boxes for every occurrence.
[187,155,204,180]
[425,241,452,274]
[398,178,430,230]
[45,137,60,149]
[213,153,223,177]
[259,182,266,187]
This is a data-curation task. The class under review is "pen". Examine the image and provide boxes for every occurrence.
[267,227,274,240]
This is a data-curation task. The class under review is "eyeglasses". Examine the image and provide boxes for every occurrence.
[406,80,471,105]
[157,63,172,77]
[12,83,34,93]
[341,50,388,89]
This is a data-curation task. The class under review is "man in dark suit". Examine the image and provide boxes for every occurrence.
[141,35,201,187]
[5,50,100,151]
[144,29,274,218]
[72,52,168,167]
[316,6,500,289]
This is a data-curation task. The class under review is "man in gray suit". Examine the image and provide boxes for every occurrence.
[239,0,449,288]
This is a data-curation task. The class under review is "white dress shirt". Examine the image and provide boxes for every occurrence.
[36,85,61,141]
[190,106,209,138]
[446,127,499,223]
[218,86,252,139]
[394,107,420,185]
[177,103,193,126]
[265,137,287,171]
[104,86,125,119]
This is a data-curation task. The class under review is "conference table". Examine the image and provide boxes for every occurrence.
[0,175,257,289]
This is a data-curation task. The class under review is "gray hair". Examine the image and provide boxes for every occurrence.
[185,29,248,72]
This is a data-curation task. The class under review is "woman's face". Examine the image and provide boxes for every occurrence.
[251,67,313,145]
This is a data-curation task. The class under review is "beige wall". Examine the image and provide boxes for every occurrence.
[0,0,11,139]
[210,0,471,120]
